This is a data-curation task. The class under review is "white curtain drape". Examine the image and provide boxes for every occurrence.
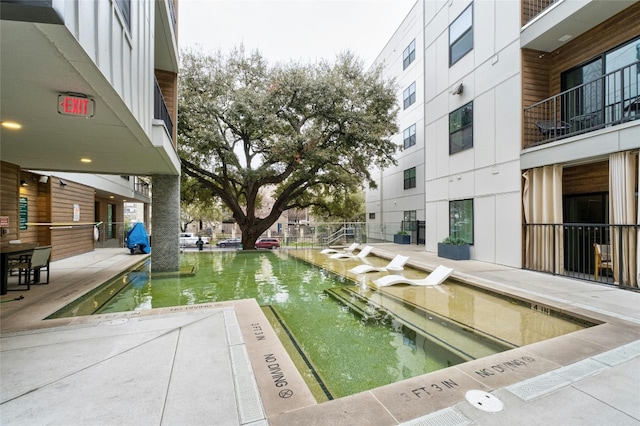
[523,165,564,273]
[609,151,638,287]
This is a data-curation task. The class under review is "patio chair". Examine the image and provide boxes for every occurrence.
[594,243,612,281]
[348,254,409,275]
[7,240,25,275]
[321,242,358,255]
[329,245,373,260]
[535,120,571,138]
[14,245,52,289]
[373,265,454,288]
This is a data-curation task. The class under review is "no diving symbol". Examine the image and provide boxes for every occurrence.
[279,389,293,398]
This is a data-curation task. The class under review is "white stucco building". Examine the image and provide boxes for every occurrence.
[368,0,639,288]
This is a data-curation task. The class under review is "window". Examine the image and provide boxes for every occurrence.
[403,82,416,109]
[404,167,416,189]
[561,36,640,125]
[449,199,473,244]
[403,124,416,149]
[403,211,417,232]
[449,4,473,66]
[115,0,131,31]
[369,212,376,219]
[449,101,473,154]
[403,39,416,70]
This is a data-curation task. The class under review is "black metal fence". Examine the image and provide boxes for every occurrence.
[523,223,639,289]
[154,78,174,139]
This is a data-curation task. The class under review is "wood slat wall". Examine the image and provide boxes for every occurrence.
[521,3,640,147]
[548,4,640,95]
[563,161,609,196]
[50,179,95,260]
[15,172,48,245]
[155,69,178,143]
[0,162,20,243]
[524,3,640,107]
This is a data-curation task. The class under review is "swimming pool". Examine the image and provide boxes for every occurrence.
[47,250,594,400]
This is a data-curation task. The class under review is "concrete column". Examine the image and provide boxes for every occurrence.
[151,174,180,272]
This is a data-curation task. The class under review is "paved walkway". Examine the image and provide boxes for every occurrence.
[1,246,639,425]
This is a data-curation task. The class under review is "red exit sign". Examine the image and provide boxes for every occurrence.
[58,94,95,117]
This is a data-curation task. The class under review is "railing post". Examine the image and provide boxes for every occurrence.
[617,224,624,288]
[552,223,556,275]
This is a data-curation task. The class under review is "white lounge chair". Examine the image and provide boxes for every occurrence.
[329,245,374,260]
[321,242,358,255]
[373,265,454,288]
[348,254,409,274]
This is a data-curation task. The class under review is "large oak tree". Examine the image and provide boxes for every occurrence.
[178,47,399,249]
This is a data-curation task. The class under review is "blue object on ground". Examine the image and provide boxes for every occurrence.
[126,223,151,254]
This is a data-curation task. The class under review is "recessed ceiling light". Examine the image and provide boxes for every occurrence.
[80,158,92,163]
[558,35,572,42]
[109,195,115,199]
[1,121,22,130]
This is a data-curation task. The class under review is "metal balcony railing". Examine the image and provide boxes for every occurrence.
[134,176,150,197]
[523,223,639,289]
[522,0,559,26]
[154,78,174,139]
[524,61,640,148]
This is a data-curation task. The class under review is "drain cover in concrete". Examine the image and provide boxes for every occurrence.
[465,390,504,413]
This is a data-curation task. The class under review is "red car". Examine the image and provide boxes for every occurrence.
[255,238,280,249]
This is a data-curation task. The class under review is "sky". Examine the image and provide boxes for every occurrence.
[178,0,417,68]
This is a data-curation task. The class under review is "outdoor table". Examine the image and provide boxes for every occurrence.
[1,243,38,295]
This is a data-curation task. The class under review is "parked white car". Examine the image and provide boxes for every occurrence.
[179,232,209,247]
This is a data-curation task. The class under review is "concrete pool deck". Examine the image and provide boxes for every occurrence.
[1,245,639,425]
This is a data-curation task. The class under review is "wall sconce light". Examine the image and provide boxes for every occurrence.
[452,83,464,95]
[39,176,49,183]
[59,179,67,186]
[20,179,28,186]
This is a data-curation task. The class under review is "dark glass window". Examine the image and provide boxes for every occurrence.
[560,36,640,127]
[403,167,416,190]
[115,0,131,31]
[403,39,416,70]
[402,210,417,232]
[449,4,473,66]
[403,82,416,109]
[449,101,473,154]
[369,212,376,219]
[403,124,416,149]
[449,199,473,244]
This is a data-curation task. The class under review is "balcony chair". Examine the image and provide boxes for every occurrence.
[535,120,571,138]
[7,240,23,275]
[13,245,52,290]
[593,243,613,281]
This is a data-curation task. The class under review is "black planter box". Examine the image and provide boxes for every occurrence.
[437,243,470,260]
[394,234,411,244]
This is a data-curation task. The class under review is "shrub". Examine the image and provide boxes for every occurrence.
[441,236,468,245]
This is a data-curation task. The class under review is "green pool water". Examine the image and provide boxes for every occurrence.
[48,250,591,400]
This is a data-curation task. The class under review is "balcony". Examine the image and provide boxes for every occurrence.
[524,223,638,289]
[134,177,150,197]
[524,61,640,148]
[521,0,635,52]
[522,0,558,26]
[154,78,174,140]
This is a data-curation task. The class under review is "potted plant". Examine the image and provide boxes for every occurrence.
[437,236,470,260]
[394,230,411,244]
